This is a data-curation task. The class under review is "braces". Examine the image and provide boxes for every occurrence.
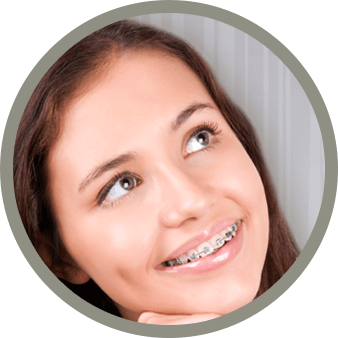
[162,222,239,267]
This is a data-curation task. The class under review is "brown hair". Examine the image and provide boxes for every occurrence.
[13,19,298,311]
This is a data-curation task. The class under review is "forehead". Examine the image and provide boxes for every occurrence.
[53,52,213,152]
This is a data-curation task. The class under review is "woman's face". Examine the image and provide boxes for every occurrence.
[49,51,269,321]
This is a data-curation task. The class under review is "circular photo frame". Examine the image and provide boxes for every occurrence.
[1,1,337,337]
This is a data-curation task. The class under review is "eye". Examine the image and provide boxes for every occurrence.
[185,122,220,156]
[97,171,140,206]
[105,176,137,201]
[186,131,211,154]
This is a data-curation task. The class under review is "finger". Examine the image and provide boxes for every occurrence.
[138,312,222,325]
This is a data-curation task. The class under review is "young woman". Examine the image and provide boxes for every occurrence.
[13,19,298,324]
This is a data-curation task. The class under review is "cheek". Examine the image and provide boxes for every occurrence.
[213,148,270,268]
[214,150,267,215]
[57,210,151,276]
[59,218,115,276]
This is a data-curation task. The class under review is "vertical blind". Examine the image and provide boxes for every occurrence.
[132,14,325,250]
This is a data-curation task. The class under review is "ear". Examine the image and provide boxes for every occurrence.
[36,237,90,284]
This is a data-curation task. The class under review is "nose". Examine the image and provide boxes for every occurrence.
[158,164,215,228]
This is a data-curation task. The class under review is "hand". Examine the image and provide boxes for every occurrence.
[138,312,222,325]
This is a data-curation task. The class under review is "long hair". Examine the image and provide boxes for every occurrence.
[13,19,298,311]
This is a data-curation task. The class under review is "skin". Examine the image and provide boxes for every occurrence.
[48,51,269,324]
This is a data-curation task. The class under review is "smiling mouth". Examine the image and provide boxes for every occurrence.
[161,220,241,267]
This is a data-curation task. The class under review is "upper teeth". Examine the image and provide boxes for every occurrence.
[162,220,240,267]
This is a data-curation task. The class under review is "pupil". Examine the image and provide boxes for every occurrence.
[121,178,133,190]
[197,132,208,145]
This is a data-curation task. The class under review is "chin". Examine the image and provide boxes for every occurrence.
[211,268,263,315]
[171,274,262,317]
[208,281,260,316]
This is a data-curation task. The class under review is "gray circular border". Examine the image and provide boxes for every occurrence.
[1,1,337,337]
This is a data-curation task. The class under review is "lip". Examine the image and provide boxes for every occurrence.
[155,218,244,274]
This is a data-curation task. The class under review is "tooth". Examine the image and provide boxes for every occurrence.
[163,222,241,267]
[187,249,199,261]
[177,254,188,265]
[220,229,232,241]
[210,234,225,249]
[197,242,214,257]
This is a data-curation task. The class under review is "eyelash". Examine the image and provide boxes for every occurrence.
[97,171,141,206]
[184,121,221,157]
[97,121,222,207]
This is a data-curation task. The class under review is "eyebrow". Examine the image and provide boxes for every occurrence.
[171,102,214,132]
[79,153,136,193]
[79,102,214,193]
